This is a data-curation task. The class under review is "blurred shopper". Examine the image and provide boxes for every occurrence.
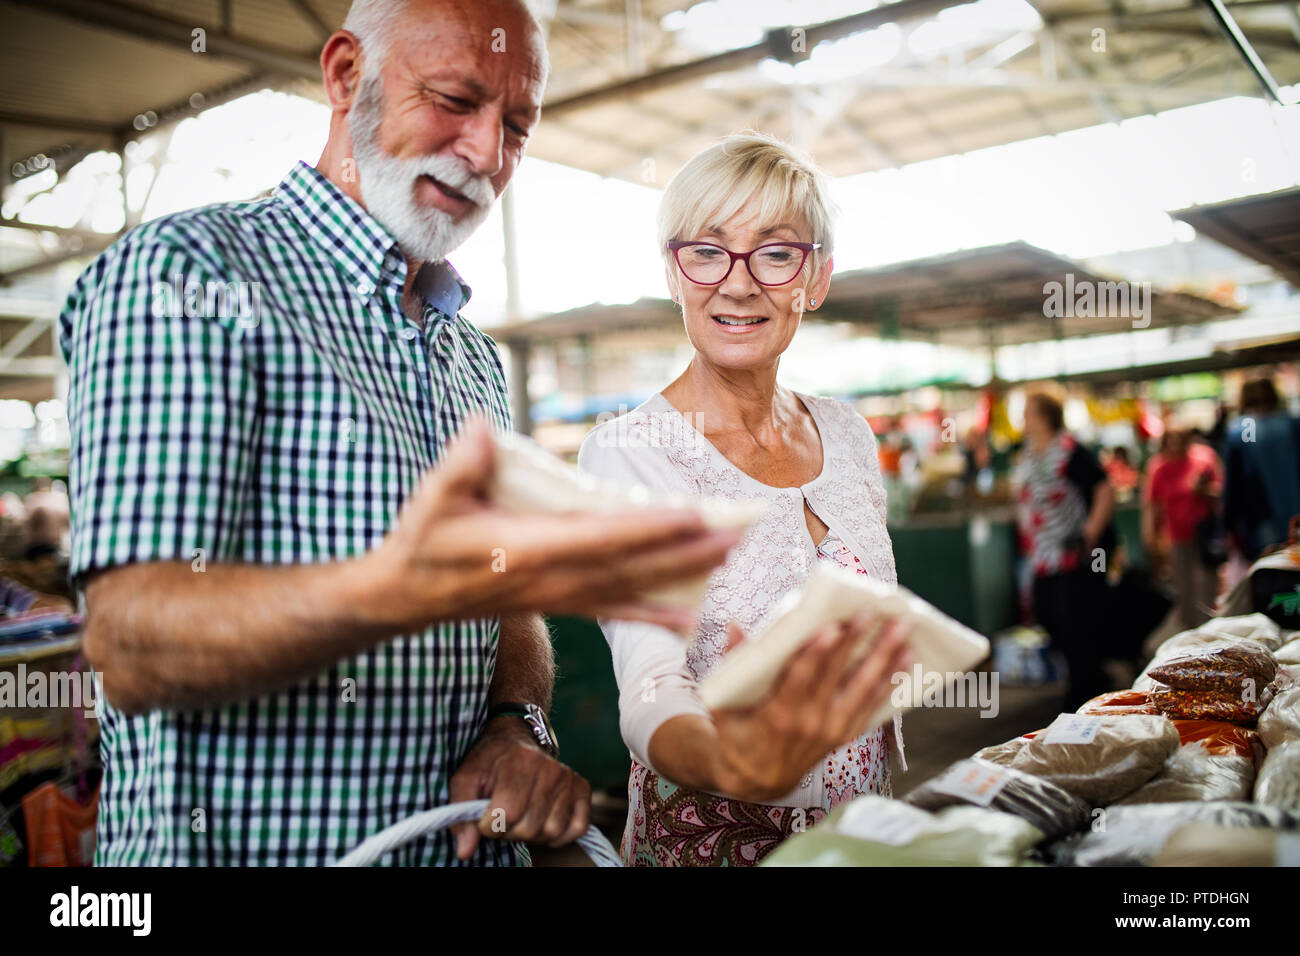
[1102,446,1139,502]
[57,0,743,867]
[1223,378,1300,561]
[1016,392,1116,710]
[1143,425,1223,627]
[579,133,912,866]
[22,478,69,561]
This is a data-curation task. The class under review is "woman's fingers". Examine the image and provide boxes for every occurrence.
[832,622,913,739]
[724,619,745,653]
[767,618,848,704]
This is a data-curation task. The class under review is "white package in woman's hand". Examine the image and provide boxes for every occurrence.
[487,430,768,607]
[697,562,990,727]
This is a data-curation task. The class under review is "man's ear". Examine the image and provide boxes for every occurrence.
[320,30,363,112]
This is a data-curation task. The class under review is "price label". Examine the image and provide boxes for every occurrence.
[929,759,1010,806]
[1043,713,1103,744]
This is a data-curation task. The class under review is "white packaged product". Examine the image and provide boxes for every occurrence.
[696,562,990,726]
[1051,801,1297,867]
[1258,687,1300,749]
[1195,613,1285,651]
[1254,739,1300,814]
[487,430,768,608]
[1276,636,1300,667]
[762,795,1043,867]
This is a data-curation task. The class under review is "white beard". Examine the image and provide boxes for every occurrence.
[348,71,495,264]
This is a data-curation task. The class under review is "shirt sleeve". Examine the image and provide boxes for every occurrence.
[58,230,259,585]
[1066,444,1107,500]
[576,424,712,774]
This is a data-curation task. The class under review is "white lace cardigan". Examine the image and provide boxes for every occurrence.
[576,391,905,808]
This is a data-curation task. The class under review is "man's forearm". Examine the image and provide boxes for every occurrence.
[487,613,554,712]
[84,557,398,714]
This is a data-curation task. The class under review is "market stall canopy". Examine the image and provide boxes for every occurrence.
[1173,186,1300,289]
[496,241,1240,349]
[3,0,1300,192]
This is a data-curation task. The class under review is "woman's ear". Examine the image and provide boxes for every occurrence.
[809,254,834,310]
[665,266,682,304]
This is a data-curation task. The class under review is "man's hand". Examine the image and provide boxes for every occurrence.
[363,420,744,634]
[449,717,592,861]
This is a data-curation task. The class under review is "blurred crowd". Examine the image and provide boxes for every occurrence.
[0,478,73,613]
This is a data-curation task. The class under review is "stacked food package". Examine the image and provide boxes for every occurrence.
[764,612,1300,867]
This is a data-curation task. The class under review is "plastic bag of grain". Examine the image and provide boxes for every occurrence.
[1006,713,1179,805]
[1148,682,1272,724]
[1257,687,1300,748]
[904,757,1091,840]
[1147,640,1277,695]
[1117,747,1252,805]
[1077,689,1159,716]
[1047,801,1298,867]
[1153,628,1274,662]
[1254,739,1300,815]
[973,734,1035,766]
[761,795,1044,867]
[1117,720,1260,805]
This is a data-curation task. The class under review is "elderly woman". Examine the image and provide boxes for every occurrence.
[578,132,910,866]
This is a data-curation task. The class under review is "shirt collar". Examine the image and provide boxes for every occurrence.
[276,161,472,317]
[416,258,473,319]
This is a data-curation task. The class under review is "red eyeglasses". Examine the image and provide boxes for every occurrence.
[667,240,821,287]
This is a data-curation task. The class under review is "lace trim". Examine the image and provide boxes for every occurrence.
[624,394,898,680]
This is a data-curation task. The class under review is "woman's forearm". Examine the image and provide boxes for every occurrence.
[646,714,727,793]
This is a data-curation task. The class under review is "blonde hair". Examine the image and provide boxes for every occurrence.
[658,131,836,278]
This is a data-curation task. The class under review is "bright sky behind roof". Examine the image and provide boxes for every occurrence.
[10,83,1298,334]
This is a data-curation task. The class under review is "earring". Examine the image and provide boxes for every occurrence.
[809,297,818,308]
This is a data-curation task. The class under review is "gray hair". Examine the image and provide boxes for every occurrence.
[342,0,409,69]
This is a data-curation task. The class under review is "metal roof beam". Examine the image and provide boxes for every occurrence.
[1199,0,1287,101]
[0,111,117,136]
[8,0,323,82]
[543,0,977,117]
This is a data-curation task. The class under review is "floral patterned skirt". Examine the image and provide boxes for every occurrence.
[621,761,830,867]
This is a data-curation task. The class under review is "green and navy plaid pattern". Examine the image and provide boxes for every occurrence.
[59,161,520,866]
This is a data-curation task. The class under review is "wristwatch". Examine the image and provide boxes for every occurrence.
[487,701,559,759]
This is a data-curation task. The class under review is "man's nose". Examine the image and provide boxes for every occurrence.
[454,108,505,179]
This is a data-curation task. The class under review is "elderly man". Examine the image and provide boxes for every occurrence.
[58,0,739,866]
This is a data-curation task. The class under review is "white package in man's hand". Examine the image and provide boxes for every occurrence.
[487,430,768,607]
[697,562,990,728]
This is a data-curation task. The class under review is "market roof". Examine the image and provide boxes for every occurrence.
[496,241,1240,349]
[3,0,1299,192]
[1173,186,1300,289]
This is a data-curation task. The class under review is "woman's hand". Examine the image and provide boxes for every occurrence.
[705,612,912,803]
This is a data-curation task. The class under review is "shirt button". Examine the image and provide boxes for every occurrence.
[356,280,374,297]
[399,327,418,341]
